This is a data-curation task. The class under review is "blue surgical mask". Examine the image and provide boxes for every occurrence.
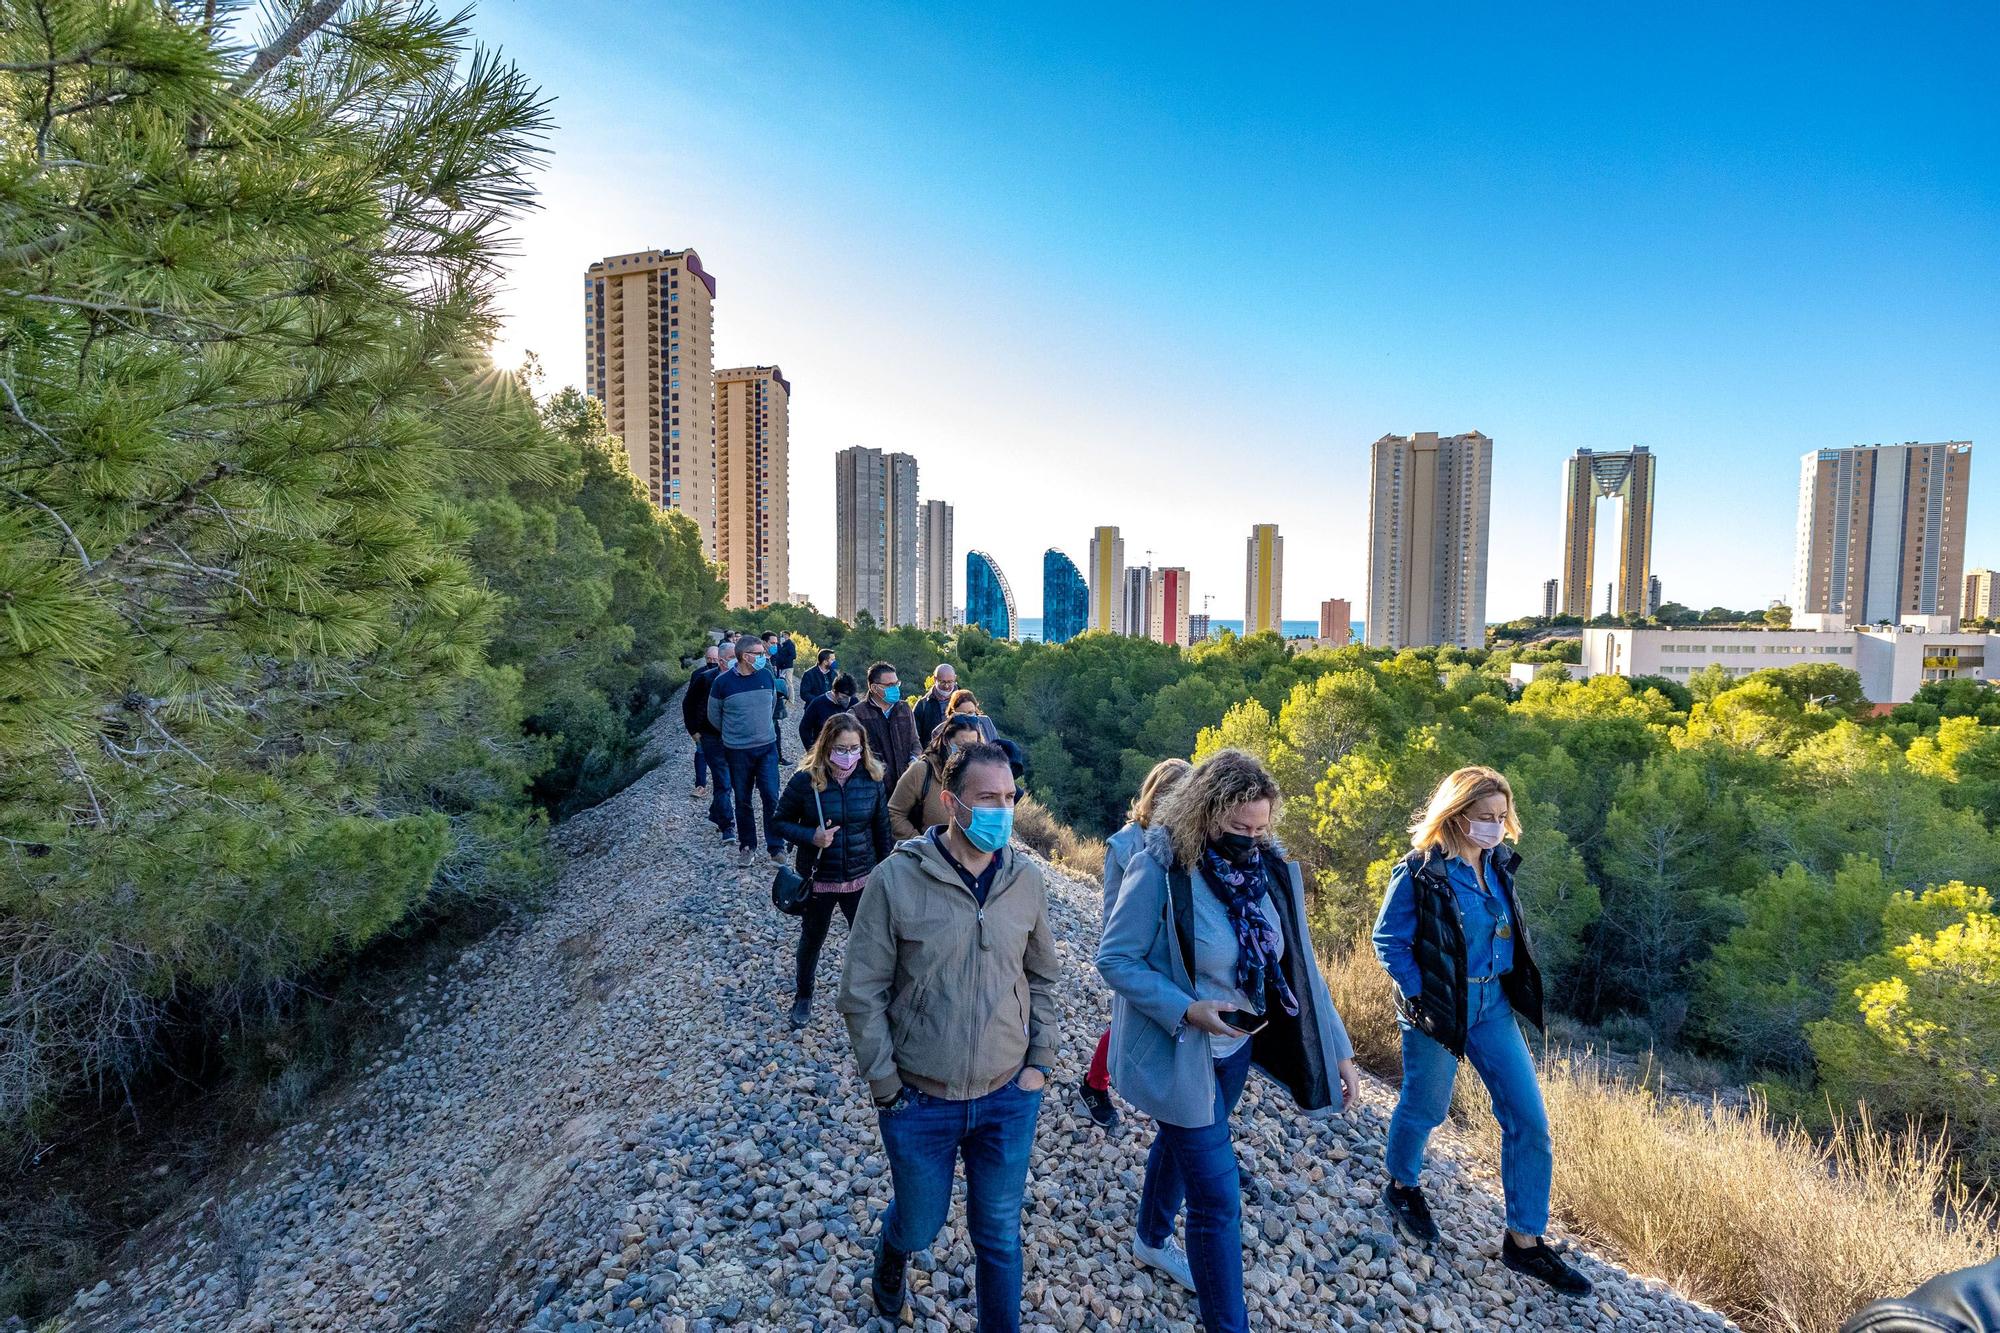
[959,803,1013,854]
[881,684,902,704]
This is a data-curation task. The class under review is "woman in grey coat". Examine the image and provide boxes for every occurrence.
[1096,749,1359,1333]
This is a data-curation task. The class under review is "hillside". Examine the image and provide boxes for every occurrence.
[57,719,1738,1332]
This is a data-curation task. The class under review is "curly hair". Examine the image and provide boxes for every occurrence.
[1157,749,1281,867]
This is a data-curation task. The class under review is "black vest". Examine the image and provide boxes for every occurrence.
[1399,846,1545,1059]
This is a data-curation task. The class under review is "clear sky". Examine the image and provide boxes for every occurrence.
[480,2,1999,621]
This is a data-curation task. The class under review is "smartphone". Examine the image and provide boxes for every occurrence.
[1229,1013,1270,1037]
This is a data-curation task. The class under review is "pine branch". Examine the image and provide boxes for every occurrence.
[229,0,348,95]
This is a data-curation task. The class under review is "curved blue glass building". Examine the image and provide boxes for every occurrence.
[1042,549,1087,644]
[965,550,1016,640]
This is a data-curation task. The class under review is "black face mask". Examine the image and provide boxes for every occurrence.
[1211,832,1260,866]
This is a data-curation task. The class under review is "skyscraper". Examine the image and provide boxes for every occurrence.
[715,365,788,609]
[1244,523,1283,635]
[1646,573,1663,617]
[1123,566,1154,639]
[1965,569,1999,622]
[1088,526,1125,634]
[1188,613,1211,643]
[1560,447,1656,618]
[1541,578,1560,619]
[834,446,920,627]
[965,551,1016,640]
[885,452,919,628]
[1366,431,1493,650]
[1319,597,1352,646]
[584,248,716,546]
[917,499,954,630]
[1793,442,1973,625]
[1042,550,1088,644]
[1153,568,1192,646]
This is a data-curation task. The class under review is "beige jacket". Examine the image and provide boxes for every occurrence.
[837,833,1061,1101]
[887,758,953,841]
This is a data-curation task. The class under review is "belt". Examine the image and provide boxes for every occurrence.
[1467,973,1503,984]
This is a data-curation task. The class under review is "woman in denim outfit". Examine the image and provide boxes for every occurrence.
[1372,765,1591,1296]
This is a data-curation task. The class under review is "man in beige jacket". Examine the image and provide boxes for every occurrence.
[838,741,1060,1330]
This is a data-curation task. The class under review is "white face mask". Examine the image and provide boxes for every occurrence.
[1465,816,1506,850]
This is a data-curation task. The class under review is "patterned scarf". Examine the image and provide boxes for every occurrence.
[1198,844,1298,1018]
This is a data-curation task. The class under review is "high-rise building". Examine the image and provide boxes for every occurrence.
[1244,524,1283,635]
[1123,566,1154,639]
[714,365,788,609]
[1153,568,1192,645]
[1366,431,1493,650]
[1188,613,1212,643]
[1965,569,1999,623]
[1319,597,1352,646]
[1560,447,1656,618]
[885,453,919,628]
[584,248,716,546]
[1794,442,1973,625]
[1647,573,1663,617]
[917,499,954,630]
[834,446,918,625]
[1088,526,1125,634]
[1541,579,1560,620]
[965,550,1016,640]
[1042,550,1088,644]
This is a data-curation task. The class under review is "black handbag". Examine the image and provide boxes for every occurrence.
[771,785,823,917]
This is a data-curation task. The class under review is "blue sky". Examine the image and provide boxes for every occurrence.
[481,2,1999,620]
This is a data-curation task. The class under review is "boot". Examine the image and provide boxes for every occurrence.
[788,986,812,1029]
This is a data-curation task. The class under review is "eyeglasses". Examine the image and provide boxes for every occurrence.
[831,746,862,758]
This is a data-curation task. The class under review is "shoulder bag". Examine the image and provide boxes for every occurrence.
[771,783,824,916]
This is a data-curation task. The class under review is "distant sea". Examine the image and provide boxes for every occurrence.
[1011,618,1361,644]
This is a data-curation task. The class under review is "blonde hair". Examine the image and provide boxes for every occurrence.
[1409,765,1520,863]
[1129,757,1193,829]
[1158,749,1280,867]
[947,688,980,715]
[805,713,884,790]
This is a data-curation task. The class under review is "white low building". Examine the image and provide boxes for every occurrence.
[1581,615,1995,707]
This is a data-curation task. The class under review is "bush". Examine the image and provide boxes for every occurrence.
[1012,796,1107,881]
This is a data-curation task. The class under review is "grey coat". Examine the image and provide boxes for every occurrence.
[1099,821,1146,932]
[1095,826,1354,1128]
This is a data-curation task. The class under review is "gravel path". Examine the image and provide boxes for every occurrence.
[66,715,1739,1332]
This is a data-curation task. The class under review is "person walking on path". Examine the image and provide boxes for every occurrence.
[763,632,797,763]
[888,715,985,840]
[682,644,722,798]
[683,645,734,842]
[839,742,1060,1330]
[773,713,892,1028]
[1077,757,1192,1131]
[1097,749,1360,1333]
[799,648,838,705]
[850,661,921,780]
[912,663,959,747]
[1372,766,1592,1297]
[706,637,785,867]
[798,672,858,751]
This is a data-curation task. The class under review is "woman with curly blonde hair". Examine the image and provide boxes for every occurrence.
[1096,749,1358,1333]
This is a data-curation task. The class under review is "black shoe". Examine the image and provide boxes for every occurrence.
[871,1236,908,1316]
[1078,1080,1120,1130]
[1384,1181,1440,1244]
[788,993,811,1028]
[1502,1233,1593,1296]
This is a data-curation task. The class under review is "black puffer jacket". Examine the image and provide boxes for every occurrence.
[773,767,892,885]
[1841,1258,2000,1333]
[1397,845,1545,1059]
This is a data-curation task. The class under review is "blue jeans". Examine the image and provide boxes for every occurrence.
[1137,1041,1253,1333]
[698,736,733,835]
[693,738,709,787]
[723,744,782,852]
[878,1081,1043,1333]
[1386,977,1552,1235]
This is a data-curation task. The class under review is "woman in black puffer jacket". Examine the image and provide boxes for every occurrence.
[774,712,893,1029]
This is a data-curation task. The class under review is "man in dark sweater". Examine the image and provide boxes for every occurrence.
[799,648,838,706]
[849,661,921,781]
[681,645,730,831]
[799,673,859,750]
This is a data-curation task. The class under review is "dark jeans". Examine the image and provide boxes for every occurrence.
[699,735,733,834]
[879,1081,1043,1333]
[794,891,860,998]
[693,737,709,787]
[723,744,781,852]
[1138,1041,1254,1333]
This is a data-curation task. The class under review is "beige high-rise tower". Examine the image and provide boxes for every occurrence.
[1244,524,1283,635]
[583,248,717,548]
[1560,447,1655,617]
[1366,431,1493,650]
[1794,442,1972,624]
[918,499,954,630]
[715,365,789,609]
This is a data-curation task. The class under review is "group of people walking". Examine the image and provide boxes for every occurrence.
[683,634,1592,1331]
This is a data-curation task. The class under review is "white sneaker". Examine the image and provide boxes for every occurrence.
[1133,1235,1195,1292]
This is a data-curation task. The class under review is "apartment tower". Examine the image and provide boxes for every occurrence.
[1042,550,1089,645]
[1153,568,1192,646]
[1541,579,1560,620]
[1793,442,1973,625]
[1244,524,1284,635]
[917,499,954,630]
[1319,597,1352,646]
[714,365,789,609]
[885,453,920,627]
[1124,566,1154,639]
[965,551,1016,640]
[1366,431,1493,650]
[834,446,919,625]
[1088,526,1126,634]
[584,248,717,547]
[1966,569,2000,623]
[1560,447,1655,618]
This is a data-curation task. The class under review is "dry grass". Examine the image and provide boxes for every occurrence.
[1316,935,1997,1333]
[1012,796,1106,880]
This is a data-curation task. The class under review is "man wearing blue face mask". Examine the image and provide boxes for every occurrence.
[848,660,921,782]
[839,742,1059,1330]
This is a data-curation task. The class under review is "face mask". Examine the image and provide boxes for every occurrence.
[881,684,902,704]
[828,749,861,773]
[1211,831,1260,865]
[1465,817,1506,850]
[955,800,1013,854]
